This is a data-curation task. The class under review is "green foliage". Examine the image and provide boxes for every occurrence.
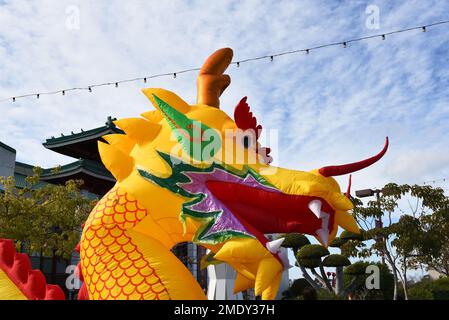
[296,244,329,259]
[341,240,370,259]
[408,278,434,300]
[340,230,363,241]
[344,261,368,276]
[432,277,449,300]
[322,254,350,267]
[409,277,449,300]
[316,289,343,300]
[0,167,96,259]
[280,233,310,251]
[351,182,449,299]
[288,278,310,297]
[297,258,322,269]
[329,237,348,248]
[343,261,394,300]
[415,208,449,276]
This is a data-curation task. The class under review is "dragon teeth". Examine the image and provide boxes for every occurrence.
[266,237,285,253]
[316,228,329,246]
[278,249,292,269]
[308,200,322,218]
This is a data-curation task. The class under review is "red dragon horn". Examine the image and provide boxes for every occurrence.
[345,174,352,198]
[319,137,389,177]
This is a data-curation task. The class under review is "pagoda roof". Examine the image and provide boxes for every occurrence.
[42,116,123,162]
[14,162,48,189]
[6,162,99,199]
[40,159,115,195]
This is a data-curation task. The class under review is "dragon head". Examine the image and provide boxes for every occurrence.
[97,48,388,299]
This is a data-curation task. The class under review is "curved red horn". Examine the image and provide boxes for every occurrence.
[319,137,389,177]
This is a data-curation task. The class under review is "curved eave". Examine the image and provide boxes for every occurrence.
[41,167,115,182]
[41,161,115,196]
[42,124,124,161]
[43,127,123,149]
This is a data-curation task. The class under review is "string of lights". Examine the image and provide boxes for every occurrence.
[422,177,447,185]
[1,19,449,103]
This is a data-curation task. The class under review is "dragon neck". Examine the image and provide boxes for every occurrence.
[80,186,206,300]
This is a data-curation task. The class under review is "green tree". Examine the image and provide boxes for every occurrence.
[0,167,95,280]
[414,207,449,276]
[408,277,449,300]
[282,234,357,298]
[322,254,350,294]
[343,261,394,300]
[348,183,448,300]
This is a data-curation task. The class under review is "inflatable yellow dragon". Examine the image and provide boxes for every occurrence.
[0,48,388,300]
[77,48,388,300]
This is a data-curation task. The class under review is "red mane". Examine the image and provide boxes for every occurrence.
[234,97,272,163]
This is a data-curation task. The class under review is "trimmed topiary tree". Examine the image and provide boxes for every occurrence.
[344,261,368,276]
[297,258,322,269]
[296,244,332,291]
[322,254,351,295]
[281,233,310,254]
[296,244,329,259]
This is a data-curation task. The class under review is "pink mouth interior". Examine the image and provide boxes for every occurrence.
[206,181,335,246]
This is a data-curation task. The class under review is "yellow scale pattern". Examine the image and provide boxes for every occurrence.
[80,187,170,300]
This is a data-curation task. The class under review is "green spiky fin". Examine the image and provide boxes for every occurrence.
[151,93,221,162]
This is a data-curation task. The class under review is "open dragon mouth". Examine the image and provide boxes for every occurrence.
[137,152,336,267]
[206,181,335,250]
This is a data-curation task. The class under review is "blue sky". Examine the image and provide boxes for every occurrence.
[1,1,449,280]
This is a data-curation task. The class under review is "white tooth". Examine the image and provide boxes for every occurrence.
[308,200,322,219]
[278,249,292,269]
[266,237,285,253]
[321,212,330,228]
[316,228,329,246]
